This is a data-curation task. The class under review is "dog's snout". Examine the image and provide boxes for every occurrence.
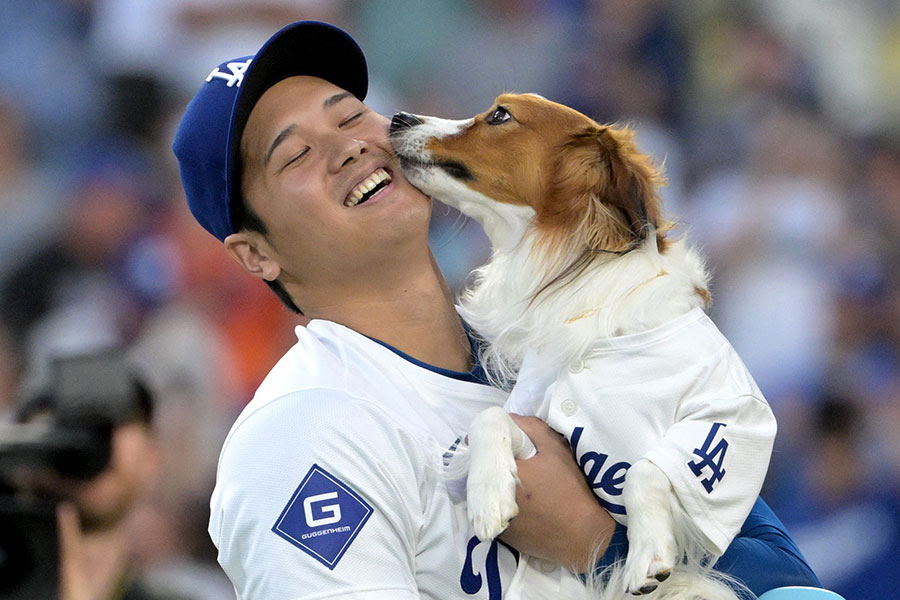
[390,111,423,134]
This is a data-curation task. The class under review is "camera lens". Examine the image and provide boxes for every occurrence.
[0,496,59,599]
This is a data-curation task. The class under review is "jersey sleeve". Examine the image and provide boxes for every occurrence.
[642,351,777,556]
[210,388,435,599]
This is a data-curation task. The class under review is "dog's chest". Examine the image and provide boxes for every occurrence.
[504,308,744,523]
[513,355,680,463]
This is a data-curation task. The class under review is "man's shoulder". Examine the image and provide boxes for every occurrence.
[223,318,506,463]
[254,319,418,399]
[222,321,425,450]
[252,323,346,400]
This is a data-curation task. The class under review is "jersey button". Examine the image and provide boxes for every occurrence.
[560,399,577,416]
[569,359,585,373]
[539,559,557,573]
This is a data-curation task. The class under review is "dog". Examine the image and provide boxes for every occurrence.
[389,94,777,599]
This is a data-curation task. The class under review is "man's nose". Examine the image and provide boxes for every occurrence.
[335,137,369,170]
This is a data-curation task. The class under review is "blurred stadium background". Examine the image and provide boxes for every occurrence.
[1,1,898,598]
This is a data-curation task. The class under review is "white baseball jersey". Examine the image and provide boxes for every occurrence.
[506,307,777,556]
[210,318,593,599]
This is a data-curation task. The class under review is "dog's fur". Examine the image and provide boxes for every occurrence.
[389,94,747,600]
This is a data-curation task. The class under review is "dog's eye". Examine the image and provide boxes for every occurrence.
[486,106,512,125]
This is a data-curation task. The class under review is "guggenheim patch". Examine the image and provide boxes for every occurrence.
[272,464,373,569]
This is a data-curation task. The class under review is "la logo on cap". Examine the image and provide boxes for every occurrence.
[206,59,253,87]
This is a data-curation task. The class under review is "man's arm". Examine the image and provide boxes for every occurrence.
[500,415,615,573]
[212,391,425,598]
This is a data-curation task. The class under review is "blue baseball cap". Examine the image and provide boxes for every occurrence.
[173,21,368,241]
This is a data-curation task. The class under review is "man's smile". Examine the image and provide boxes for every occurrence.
[344,167,393,207]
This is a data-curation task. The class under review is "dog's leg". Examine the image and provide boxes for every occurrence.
[622,459,679,595]
[466,406,535,541]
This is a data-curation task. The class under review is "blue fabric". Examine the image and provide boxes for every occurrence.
[715,498,822,596]
[592,497,821,597]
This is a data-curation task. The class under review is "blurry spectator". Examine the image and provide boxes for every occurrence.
[828,251,898,407]
[0,137,158,375]
[687,104,849,409]
[10,349,232,599]
[351,0,579,118]
[679,4,817,178]
[347,0,471,115]
[0,0,102,161]
[0,94,65,283]
[567,0,689,126]
[754,0,897,136]
[839,139,900,483]
[776,395,900,599]
[89,0,344,101]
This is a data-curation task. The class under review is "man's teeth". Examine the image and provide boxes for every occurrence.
[345,168,392,207]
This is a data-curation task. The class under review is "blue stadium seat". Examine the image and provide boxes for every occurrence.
[757,587,845,600]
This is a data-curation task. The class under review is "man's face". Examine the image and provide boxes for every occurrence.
[17,422,159,532]
[237,76,432,302]
[72,423,158,532]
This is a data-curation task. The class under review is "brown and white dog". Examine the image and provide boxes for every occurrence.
[389,94,774,600]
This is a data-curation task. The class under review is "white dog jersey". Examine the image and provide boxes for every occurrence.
[210,319,593,599]
[506,307,777,555]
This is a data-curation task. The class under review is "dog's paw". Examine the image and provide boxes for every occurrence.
[621,459,679,595]
[466,455,519,541]
[622,536,677,595]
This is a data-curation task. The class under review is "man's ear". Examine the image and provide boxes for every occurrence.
[224,231,281,281]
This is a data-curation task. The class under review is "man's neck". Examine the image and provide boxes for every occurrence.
[351,299,472,373]
[298,258,472,372]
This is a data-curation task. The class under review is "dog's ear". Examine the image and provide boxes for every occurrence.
[544,125,668,255]
[593,125,666,245]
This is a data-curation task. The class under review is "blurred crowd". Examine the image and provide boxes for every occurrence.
[1,1,898,598]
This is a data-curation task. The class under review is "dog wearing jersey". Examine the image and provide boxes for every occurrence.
[389,94,776,600]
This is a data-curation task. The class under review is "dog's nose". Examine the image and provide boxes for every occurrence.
[390,111,423,133]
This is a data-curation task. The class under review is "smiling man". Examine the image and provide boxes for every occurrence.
[226,74,454,348]
[172,20,824,600]
[173,20,611,600]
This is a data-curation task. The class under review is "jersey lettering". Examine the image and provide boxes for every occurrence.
[687,422,728,493]
[443,436,463,467]
[460,536,518,599]
[569,427,629,514]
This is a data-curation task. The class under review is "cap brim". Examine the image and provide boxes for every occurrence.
[226,21,368,219]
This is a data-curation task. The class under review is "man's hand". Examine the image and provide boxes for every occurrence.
[498,415,614,573]
[58,502,93,600]
[58,501,127,600]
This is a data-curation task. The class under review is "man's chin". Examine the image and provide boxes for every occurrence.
[76,501,131,533]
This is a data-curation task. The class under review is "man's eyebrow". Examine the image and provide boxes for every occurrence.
[323,91,353,109]
[265,124,296,166]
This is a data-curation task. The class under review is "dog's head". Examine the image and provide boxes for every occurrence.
[390,93,670,259]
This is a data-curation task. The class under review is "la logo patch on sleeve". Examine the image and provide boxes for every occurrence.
[272,464,373,570]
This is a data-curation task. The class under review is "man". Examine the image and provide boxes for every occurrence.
[174,21,609,599]
[10,351,174,600]
[173,21,820,599]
